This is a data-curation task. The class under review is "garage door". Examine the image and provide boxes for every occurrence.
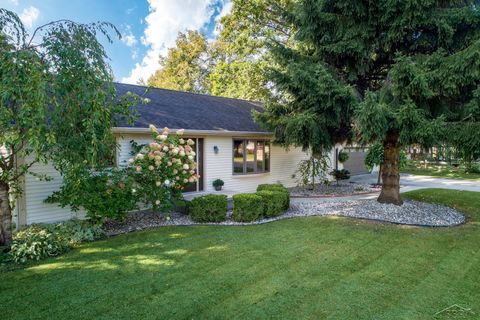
[342,148,369,175]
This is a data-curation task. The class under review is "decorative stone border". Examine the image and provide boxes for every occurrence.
[103,199,465,236]
[290,190,379,198]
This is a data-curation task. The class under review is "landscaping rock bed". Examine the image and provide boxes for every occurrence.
[288,182,380,197]
[289,200,465,227]
[102,199,464,236]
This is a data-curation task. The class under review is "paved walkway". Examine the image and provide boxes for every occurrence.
[351,173,480,193]
[292,173,480,204]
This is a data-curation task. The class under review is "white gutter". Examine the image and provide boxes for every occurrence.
[112,127,272,137]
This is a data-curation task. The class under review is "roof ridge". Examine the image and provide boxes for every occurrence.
[114,82,263,105]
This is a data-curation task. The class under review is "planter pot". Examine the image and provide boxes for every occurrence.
[214,186,223,191]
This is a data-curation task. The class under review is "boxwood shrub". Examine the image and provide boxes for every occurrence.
[256,190,285,217]
[256,183,290,210]
[232,193,264,222]
[257,183,287,192]
[189,194,227,222]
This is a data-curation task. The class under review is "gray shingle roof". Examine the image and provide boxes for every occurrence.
[115,83,268,132]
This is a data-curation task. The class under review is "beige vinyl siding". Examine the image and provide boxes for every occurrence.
[19,133,339,225]
[117,134,337,194]
[24,160,85,225]
[204,136,308,192]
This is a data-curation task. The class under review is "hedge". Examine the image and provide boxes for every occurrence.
[256,184,290,210]
[256,190,285,217]
[189,194,228,222]
[257,183,288,192]
[232,193,264,222]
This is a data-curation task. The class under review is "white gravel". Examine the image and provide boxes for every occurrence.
[287,200,465,227]
[289,182,380,197]
[103,199,464,236]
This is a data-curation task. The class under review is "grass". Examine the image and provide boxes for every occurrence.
[402,162,480,180]
[1,189,480,319]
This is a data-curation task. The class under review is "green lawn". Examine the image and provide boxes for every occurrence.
[402,162,480,180]
[1,189,480,319]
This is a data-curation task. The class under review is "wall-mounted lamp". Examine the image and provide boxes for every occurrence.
[213,146,219,154]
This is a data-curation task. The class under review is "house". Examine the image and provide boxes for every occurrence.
[13,83,368,227]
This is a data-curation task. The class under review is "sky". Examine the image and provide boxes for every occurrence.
[2,0,232,84]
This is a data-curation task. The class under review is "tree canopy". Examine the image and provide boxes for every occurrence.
[147,0,295,101]
[256,0,480,205]
[147,30,209,94]
[0,9,136,245]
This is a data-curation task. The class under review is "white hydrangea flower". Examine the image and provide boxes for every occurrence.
[157,134,167,141]
[149,124,157,132]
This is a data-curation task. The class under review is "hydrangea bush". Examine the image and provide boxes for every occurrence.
[129,125,199,212]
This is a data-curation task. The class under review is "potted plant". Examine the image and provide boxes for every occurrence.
[212,179,224,191]
[338,150,349,164]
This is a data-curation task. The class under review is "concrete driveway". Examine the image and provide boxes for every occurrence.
[350,173,480,193]
[290,173,480,204]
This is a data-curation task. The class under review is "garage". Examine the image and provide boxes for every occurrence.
[342,147,369,176]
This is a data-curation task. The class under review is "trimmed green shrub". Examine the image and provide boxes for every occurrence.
[189,194,227,222]
[232,193,264,222]
[256,184,290,210]
[9,219,104,263]
[257,183,287,192]
[256,190,285,217]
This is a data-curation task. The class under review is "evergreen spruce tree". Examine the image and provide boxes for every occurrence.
[257,0,480,205]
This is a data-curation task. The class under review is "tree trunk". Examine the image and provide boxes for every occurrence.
[311,157,315,191]
[378,133,403,205]
[377,164,382,185]
[0,182,13,246]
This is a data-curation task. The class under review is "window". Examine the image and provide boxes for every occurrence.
[232,139,270,174]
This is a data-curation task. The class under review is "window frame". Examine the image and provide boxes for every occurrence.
[232,138,271,175]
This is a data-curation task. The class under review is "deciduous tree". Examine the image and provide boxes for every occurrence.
[0,9,134,246]
[147,30,209,93]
